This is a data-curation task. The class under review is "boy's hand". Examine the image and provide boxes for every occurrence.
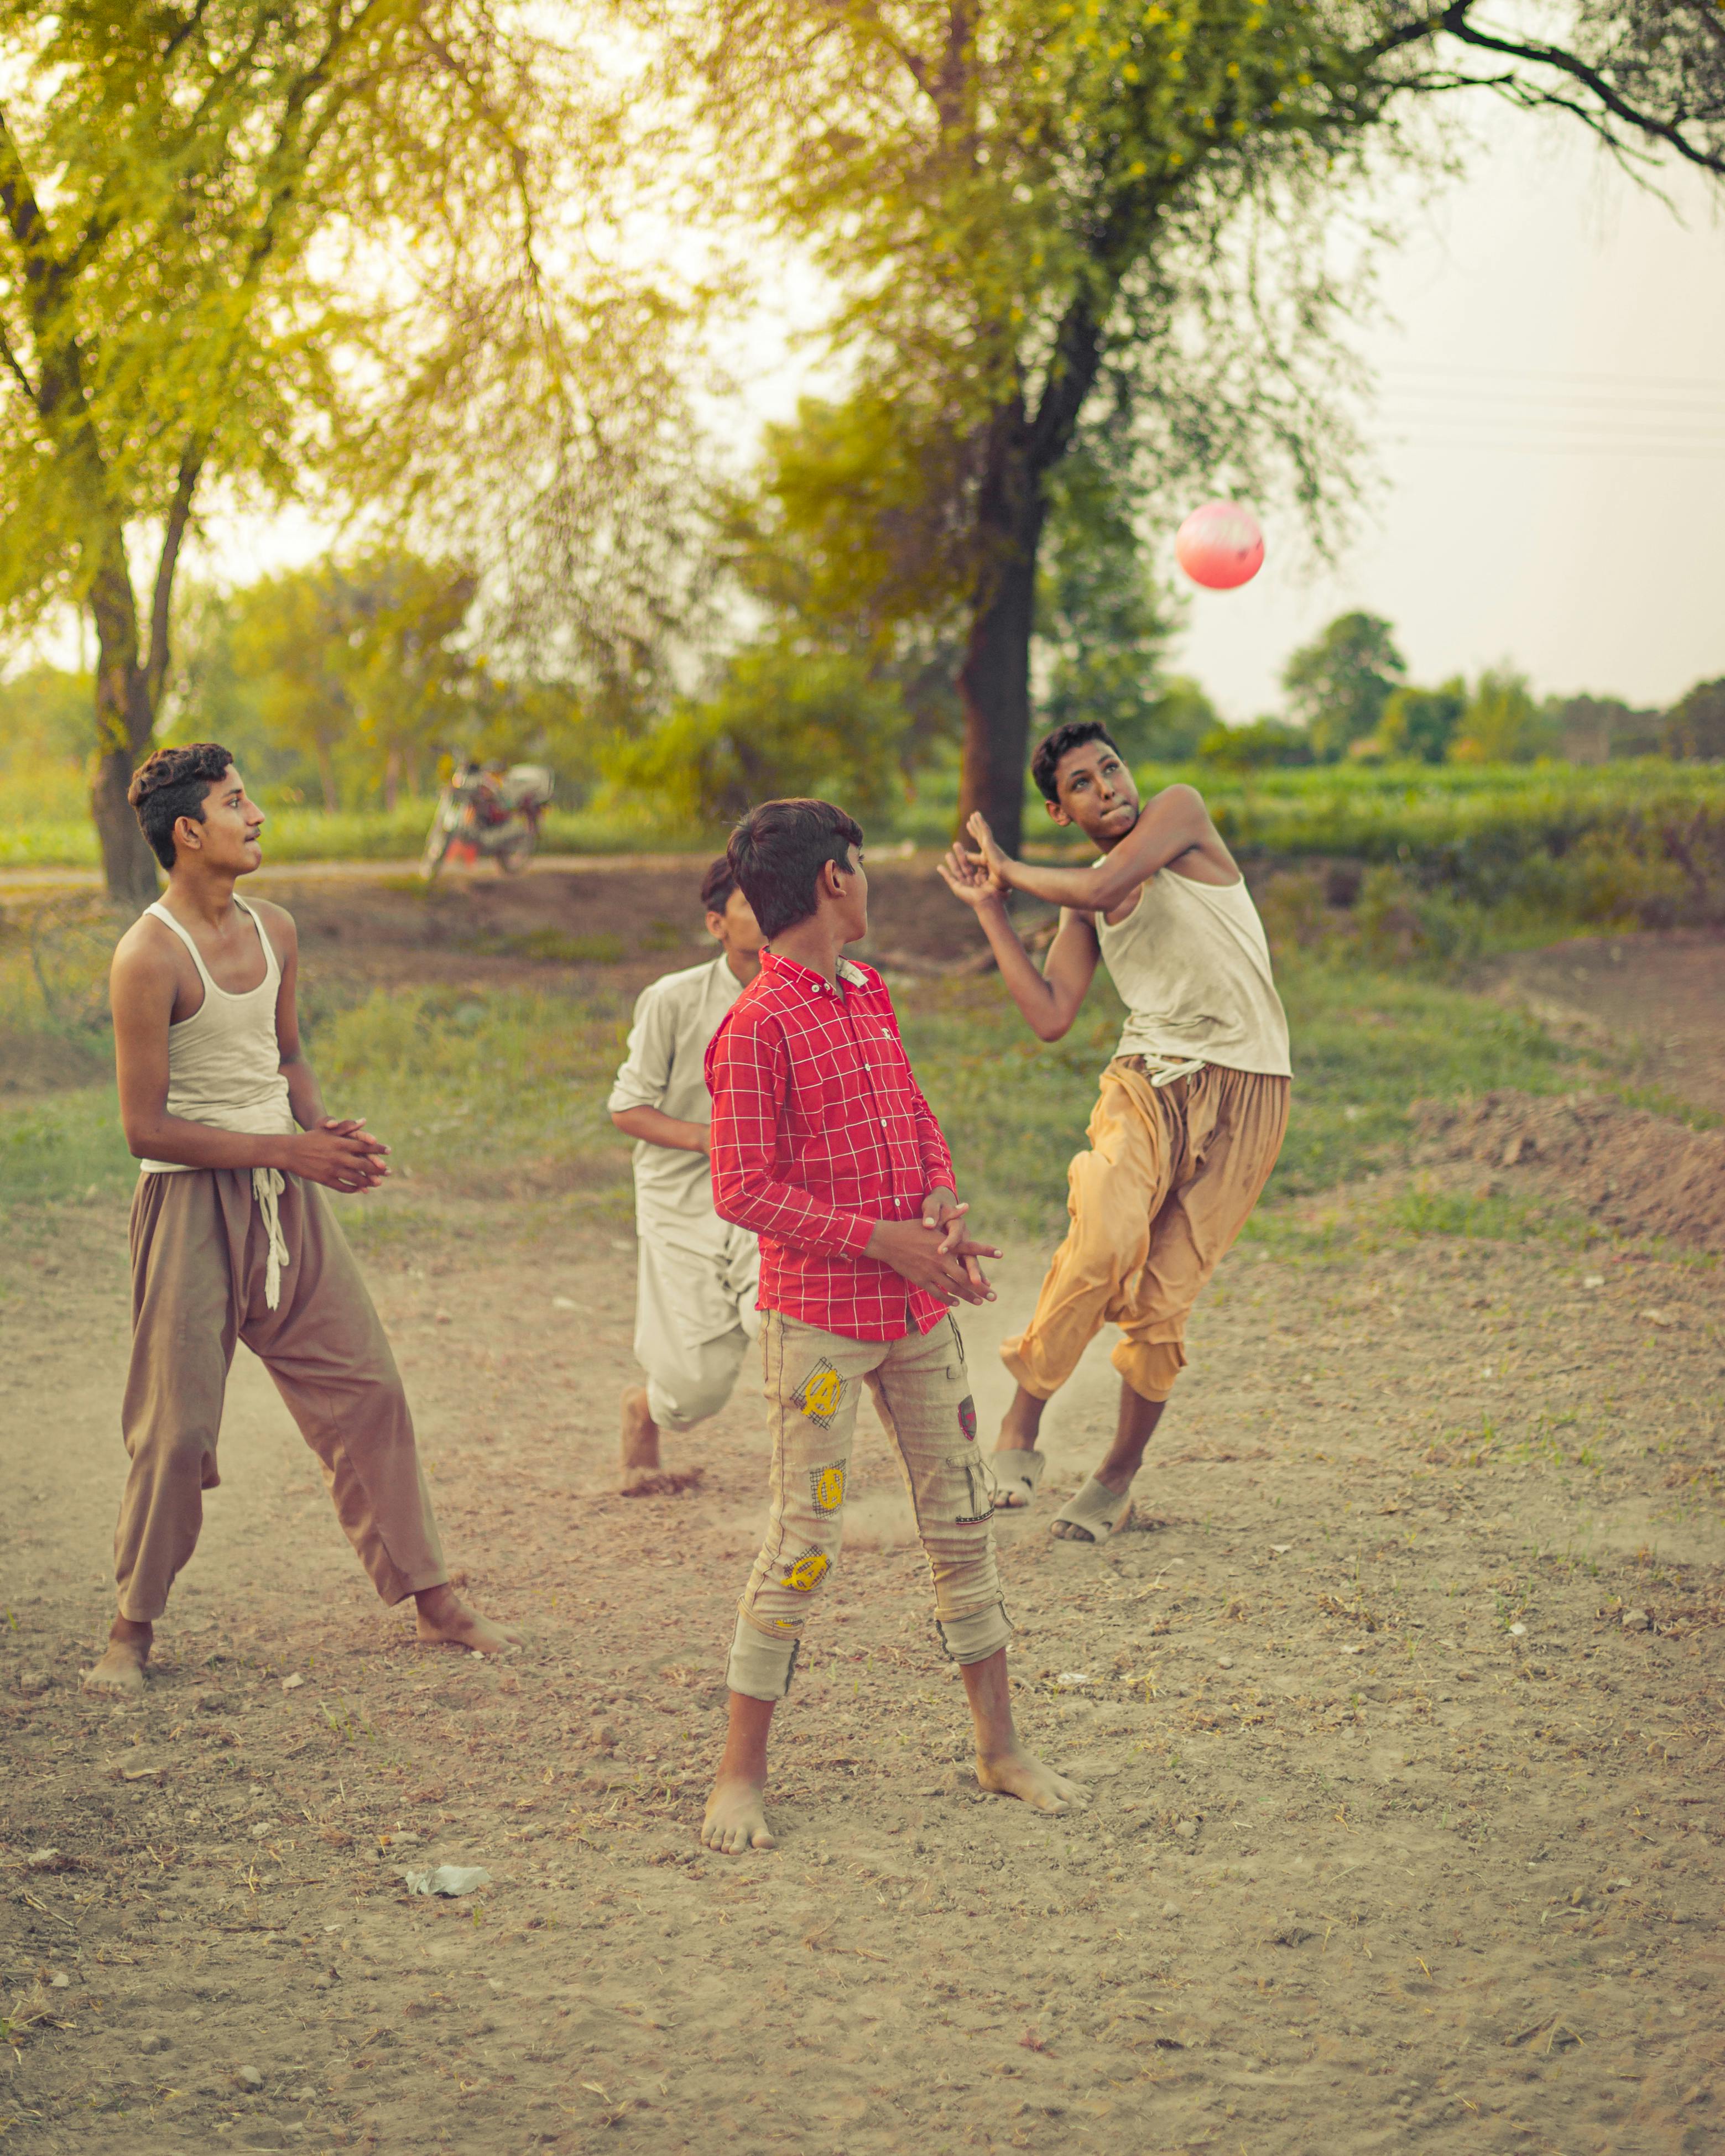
[288,1121,390,1193]
[936,842,1007,912]
[963,812,1013,886]
[919,1189,1002,1292]
[866,1218,997,1306]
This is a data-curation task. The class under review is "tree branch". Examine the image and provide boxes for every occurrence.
[147,437,206,704]
[0,313,35,402]
[1380,2,1725,175]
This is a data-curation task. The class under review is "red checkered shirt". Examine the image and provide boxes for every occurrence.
[704,948,958,1340]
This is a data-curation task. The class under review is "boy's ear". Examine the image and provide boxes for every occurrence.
[705,910,727,940]
[1045,797,1072,828]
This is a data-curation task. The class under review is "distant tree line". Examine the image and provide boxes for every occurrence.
[1195,610,1725,772]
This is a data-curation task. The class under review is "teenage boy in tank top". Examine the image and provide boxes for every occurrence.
[83,744,514,1693]
[937,722,1291,1544]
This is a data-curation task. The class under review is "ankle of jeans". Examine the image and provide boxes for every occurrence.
[936,1600,1012,1667]
[726,1614,800,1701]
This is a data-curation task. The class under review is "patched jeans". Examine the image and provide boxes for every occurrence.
[726,1310,1011,1701]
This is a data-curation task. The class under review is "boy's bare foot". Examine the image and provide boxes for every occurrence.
[700,1773,776,1854]
[976,1746,1088,1813]
[619,1384,702,1496]
[413,1585,520,1656]
[83,1619,152,1694]
[620,1384,660,1492]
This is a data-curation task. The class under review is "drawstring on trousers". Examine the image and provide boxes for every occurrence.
[1144,1054,1206,1089]
[252,1167,290,1309]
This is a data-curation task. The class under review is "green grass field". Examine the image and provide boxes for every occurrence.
[0,941,1616,1248]
[6,758,1723,922]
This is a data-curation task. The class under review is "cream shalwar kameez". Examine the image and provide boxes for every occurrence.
[607,954,761,1433]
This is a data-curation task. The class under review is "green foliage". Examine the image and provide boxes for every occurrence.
[1664,677,1725,762]
[1282,612,1406,763]
[1541,692,1664,764]
[0,2,695,893]
[1455,667,1557,764]
[1197,718,1314,770]
[601,640,911,824]
[0,664,91,767]
[1036,450,1195,762]
[1377,680,1466,765]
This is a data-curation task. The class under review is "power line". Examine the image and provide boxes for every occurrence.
[1379,359,1725,394]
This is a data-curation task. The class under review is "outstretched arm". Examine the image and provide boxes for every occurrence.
[965,785,1215,916]
[936,843,1100,1042]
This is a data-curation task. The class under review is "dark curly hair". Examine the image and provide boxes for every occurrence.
[1029,720,1122,803]
[128,743,236,870]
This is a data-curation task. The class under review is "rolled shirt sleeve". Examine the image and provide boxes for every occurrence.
[707,1010,876,1260]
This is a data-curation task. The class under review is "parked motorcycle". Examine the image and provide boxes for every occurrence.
[420,761,554,881]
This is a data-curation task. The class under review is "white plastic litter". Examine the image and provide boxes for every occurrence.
[399,1865,493,1898]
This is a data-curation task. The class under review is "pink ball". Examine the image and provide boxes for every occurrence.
[1175,501,1264,590]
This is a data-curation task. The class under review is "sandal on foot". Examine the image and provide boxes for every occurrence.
[989,1448,1047,1511]
[1051,1475,1133,1544]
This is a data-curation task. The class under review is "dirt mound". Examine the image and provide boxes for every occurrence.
[1413,1088,1725,1250]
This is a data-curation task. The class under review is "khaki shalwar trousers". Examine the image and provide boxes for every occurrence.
[1002,1058,1289,1406]
[726,1311,1011,1701]
[113,1169,448,1623]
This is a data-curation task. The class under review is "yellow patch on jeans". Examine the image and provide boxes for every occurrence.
[794,1360,845,1428]
[809,1462,846,1513]
[783,1547,830,1593]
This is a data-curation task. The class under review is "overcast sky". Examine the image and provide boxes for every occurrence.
[1170,110,1725,721]
[124,100,1725,729]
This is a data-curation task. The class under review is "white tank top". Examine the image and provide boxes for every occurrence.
[139,897,297,1174]
[1094,869,1292,1077]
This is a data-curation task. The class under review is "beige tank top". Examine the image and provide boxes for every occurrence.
[1094,869,1292,1077]
[139,897,296,1174]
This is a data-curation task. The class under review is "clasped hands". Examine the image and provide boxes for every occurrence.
[290,1116,390,1193]
[866,1186,1000,1307]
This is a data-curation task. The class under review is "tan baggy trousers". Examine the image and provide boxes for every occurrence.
[113,1170,448,1622]
[726,1311,1011,1701]
[1002,1059,1290,1406]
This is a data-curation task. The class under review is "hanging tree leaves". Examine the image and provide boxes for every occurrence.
[0,2,703,900]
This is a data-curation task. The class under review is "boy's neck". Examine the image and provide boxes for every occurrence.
[721,944,762,987]
[768,914,845,987]
[163,862,243,930]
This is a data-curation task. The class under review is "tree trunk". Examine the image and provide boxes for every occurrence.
[87,564,162,909]
[384,746,402,812]
[955,307,1104,857]
[956,400,1045,858]
[316,742,340,815]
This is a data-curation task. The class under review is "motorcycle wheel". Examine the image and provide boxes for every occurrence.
[498,834,533,876]
[420,815,454,881]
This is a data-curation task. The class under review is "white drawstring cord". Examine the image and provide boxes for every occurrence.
[251,1167,290,1309]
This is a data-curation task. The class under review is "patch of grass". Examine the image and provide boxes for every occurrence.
[481,928,629,966]
[903,958,1610,1236]
[0,1085,134,1208]
[311,984,634,1209]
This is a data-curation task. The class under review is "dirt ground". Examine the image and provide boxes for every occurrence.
[3,879,1722,2156]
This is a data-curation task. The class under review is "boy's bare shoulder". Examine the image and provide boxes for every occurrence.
[248,895,298,946]
[1150,780,1210,818]
[110,911,181,998]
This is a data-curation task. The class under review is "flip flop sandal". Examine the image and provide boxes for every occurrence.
[989,1448,1047,1511]
[1050,1475,1133,1544]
